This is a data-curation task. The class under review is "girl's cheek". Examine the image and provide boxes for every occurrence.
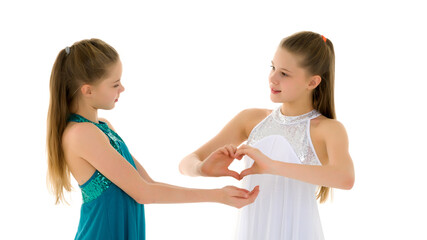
[280,81,291,90]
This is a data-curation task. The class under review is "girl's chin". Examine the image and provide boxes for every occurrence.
[270,95,283,103]
[102,105,116,110]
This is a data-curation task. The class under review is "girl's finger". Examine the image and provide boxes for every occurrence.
[235,153,244,160]
[236,145,245,151]
[233,188,250,198]
[240,167,255,179]
[226,170,241,180]
[236,187,250,194]
[235,148,247,156]
[220,148,229,156]
[247,186,260,202]
[226,145,235,157]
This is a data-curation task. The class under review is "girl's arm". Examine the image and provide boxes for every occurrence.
[132,155,155,183]
[67,122,259,206]
[236,120,355,190]
[132,155,185,188]
[179,108,270,179]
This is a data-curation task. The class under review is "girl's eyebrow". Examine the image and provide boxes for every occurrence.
[271,61,292,73]
[113,79,121,83]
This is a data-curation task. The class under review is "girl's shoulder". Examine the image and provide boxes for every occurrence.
[240,108,273,119]
[62,121,102,147]
[62,116,112,144]
[239,108,273,137]
[312,115,345,129]
[311,116,348,140]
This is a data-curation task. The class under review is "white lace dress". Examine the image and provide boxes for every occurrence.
[236,106,324,240]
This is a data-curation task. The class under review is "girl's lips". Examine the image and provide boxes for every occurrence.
[115,99,118,102]
[271,88,281,94]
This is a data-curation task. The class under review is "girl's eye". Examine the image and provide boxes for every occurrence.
[271,65,288,77]
[113,84,119,88]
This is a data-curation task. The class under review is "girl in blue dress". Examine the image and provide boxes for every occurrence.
[46,38,259,240]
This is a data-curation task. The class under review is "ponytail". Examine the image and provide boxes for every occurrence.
[46,49,73,204]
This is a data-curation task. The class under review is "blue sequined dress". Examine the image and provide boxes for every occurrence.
[68,113,145,240]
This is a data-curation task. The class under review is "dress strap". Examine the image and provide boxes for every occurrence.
[68,113,124,153]
[68,113,89,123]
[68,113,109,130]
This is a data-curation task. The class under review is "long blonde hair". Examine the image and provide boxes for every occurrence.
[280,31,336,203]
[46,39,119,204]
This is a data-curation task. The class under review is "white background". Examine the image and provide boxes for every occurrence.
[1,0,426,239]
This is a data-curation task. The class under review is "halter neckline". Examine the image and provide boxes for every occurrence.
[272,106,321,124]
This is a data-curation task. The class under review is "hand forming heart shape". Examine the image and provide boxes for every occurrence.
[198,144,272,180]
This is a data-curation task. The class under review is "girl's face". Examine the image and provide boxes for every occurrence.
[90,60,125,110]
[269,47,315,104]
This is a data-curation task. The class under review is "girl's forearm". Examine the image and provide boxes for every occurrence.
[178,153,203,177]
[268,160,354,190]
[139,182,221,204]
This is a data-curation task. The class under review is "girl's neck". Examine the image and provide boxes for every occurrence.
[279,91,316,116]
[280,101,314,117]
[76,109,99,123]
[71,100,99,123]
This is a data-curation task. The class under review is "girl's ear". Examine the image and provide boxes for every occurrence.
[308,75,321,90]
[80,84,92,96]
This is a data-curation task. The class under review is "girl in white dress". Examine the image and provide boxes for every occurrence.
[179,31,355,239]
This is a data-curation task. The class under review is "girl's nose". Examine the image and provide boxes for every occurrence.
[269,72,279,85]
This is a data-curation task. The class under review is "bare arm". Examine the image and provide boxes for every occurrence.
[237,120,355,190]
[133,155,184,189]
[132,155,155,183]
[179,108,270,179]
[67,123,259,206]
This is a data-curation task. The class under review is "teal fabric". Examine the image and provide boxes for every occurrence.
[68,114,145,240]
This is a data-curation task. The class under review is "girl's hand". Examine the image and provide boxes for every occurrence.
[220,185,260,208]
[235,144,274,178]
[198,145,241,180]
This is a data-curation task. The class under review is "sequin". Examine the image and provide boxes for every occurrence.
[80,171,112,203]
[247,106,322,165]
